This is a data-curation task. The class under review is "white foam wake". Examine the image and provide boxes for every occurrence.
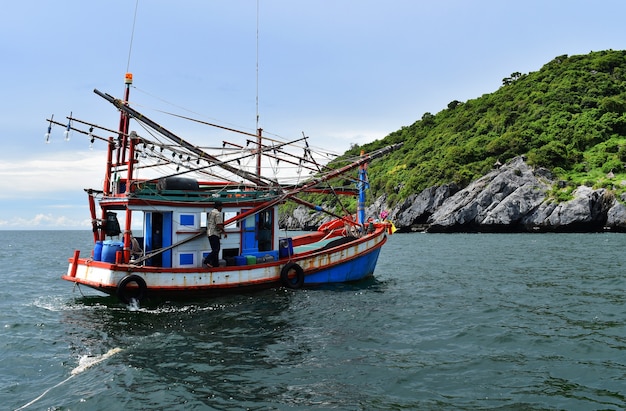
[71,347,123,375]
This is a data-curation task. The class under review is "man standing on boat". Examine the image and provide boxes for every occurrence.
[203,201,226,268]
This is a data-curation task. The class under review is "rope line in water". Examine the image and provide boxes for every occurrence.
[13,347,122,411]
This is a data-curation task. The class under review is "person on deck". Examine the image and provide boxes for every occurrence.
[203,201,226,268]
[130,233,143,261]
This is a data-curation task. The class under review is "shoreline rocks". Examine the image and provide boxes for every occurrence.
[279,156,626,233]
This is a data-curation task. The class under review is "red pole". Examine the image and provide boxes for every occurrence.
[70,250,80,277]
[118,73,132,165]
[87,190,98,243]
[256,128,262,178]
[126,132,137,194]
[122,135,138,263]
[103,137,114,195]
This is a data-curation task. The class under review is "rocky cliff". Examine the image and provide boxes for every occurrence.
[279,157,626,233]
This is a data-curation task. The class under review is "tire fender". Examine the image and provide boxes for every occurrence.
[280,262,305,289]
[117,274,147,304]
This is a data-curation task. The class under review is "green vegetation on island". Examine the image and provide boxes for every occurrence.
[333,50,626,209]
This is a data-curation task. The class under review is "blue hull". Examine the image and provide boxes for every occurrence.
[302,245,383,285]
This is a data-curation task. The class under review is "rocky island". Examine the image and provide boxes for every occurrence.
[281,51,626,233]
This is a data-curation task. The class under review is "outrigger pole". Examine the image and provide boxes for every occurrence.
[94,89,272,187]
[221,143,404,228]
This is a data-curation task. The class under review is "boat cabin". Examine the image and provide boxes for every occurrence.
[136,204,279,268]
[103,176,285,268]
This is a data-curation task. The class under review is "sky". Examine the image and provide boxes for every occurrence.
[1,0,625,230]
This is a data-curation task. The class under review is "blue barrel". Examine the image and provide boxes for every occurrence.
[102,240,123,263]
[279,238,293,258]
[234,256,247,266]
[93,241,103,261]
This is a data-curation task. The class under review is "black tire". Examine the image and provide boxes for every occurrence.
[280,262,305,289]
[117,274,147,304]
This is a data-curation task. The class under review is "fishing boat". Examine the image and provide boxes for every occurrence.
[49,73,401,304]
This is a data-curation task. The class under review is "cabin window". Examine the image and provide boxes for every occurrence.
[224,211,239,229]
[180,214,195,226]
[176,212,198,232]
[244,214,256,229]
[179,253,194,266]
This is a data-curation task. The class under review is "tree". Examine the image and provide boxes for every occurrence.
[447,100,462,110]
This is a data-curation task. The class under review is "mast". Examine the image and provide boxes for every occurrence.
[122,131,140,262]
[117,73,133,165]
[110,74,134,261]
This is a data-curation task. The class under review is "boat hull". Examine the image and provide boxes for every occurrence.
[62,228,388,301]
[302,245,382,285]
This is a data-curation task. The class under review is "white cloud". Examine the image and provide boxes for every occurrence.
[0,150,105,200]
[0,213,92,230]
[0,150,107,229]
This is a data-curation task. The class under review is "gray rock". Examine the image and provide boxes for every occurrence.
[522,186,614,231]
[279,156,626,233]
[279,205,330,230]
[388,184,459,231]
[427,157,552,232]
[606,201,626,230]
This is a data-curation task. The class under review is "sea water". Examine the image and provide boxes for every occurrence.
[1,230,625,410]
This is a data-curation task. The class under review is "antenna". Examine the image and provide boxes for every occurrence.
[126,0,140,73]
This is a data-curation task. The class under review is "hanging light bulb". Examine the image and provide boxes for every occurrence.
[64,112,72,141]
[45,114,54,143]
[88,127,94,149]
